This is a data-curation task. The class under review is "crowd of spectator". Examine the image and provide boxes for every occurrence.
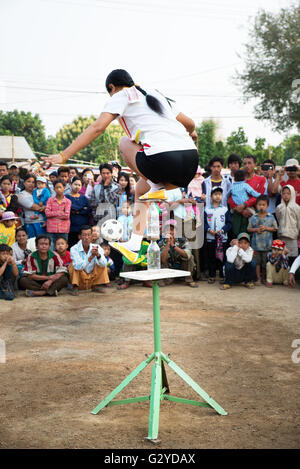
[0,153,300,301]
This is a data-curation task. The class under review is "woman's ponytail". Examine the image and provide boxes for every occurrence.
[105,69,164,116]
[135,85,164,116]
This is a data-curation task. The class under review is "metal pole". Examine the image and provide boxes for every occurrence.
[152,281,161,354]
[12,134,15,163]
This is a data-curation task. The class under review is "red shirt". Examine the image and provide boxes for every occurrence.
[57,250,71,267]
[228,174,266,209]
[280,179,300,206]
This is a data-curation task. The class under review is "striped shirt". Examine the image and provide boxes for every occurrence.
[22,250,67,276]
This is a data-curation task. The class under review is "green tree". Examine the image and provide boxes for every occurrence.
[252,137,269,164]
[236,4,300,132]
[281,134,300,163]
[53,116,124,164]
[225,127,253,158]
[0,110,49,153]
[195,120,217,167]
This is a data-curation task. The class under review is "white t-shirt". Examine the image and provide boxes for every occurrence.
[103,87,196,156]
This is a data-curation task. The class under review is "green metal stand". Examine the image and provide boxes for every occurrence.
[91,280,227,442]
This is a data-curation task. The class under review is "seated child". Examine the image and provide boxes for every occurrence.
[247,195,277,285]
[266,239,289,288]
[221,232,256,290]
[91,225,102,244]
[55,237,71,267]
[55,237,72,290]
[0,211,19,247]
[100,241,115,285]
[32,176,51,223]
[11,227,32,277]
[0,243,18,300]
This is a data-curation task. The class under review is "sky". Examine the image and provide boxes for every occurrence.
[0,0,296,150]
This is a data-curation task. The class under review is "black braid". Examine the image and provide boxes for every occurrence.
[135,85,164,116]
[105,69,164,116]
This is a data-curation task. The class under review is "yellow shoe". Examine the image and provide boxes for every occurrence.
[139,189,167,201]
[109,242,139,263]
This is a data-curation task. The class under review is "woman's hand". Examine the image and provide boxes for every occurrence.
[41,154,64,169]
[288,273,296,288]
[189,130,198,142]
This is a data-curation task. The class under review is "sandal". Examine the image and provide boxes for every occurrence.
[91,286,105,294]
[25,289,35,297]
[244,282,255,289]
[143,281,152,288]
[117,282,130,290]
[187,281,198,288]
[220,284,231,290]
[208,278,215,284]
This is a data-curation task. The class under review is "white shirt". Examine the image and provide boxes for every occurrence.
[289,255,300,275]
[226,244,253,270]
[103,87,196,156]
[70,240,107,274]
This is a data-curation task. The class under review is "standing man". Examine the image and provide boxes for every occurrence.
[0,161,9,178]
[228,155,266,235]
[260,159,277,215]
[89,163,121,226]
[268,158,300,207]
[226,153,242,185]
[57,166,72,195]
[203,156,231,208]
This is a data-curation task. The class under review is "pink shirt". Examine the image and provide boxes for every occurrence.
[45,196,71,233]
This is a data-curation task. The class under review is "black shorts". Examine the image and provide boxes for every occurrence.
[135,149,199,188]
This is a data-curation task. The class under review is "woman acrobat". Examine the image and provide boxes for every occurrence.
[42,69,199,262]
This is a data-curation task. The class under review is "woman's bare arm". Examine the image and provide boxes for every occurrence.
[42,112,117,166]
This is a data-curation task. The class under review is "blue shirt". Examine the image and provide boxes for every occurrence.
[117,213,133,241]
[228,181,261,205]
[70,240,107,274]
[65,194,90,232]
[248,213,278,251]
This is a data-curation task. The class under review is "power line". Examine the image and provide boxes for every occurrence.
[0,82,243,100]
[40,0,255,20]
[0,83,105,95]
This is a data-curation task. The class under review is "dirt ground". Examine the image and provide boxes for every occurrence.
[0,278,300,449]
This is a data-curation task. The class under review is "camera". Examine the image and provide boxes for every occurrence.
[285,166,297,172]
[261,164,273,171]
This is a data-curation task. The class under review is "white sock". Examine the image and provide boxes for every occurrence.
[120,233,143,252]
[146,179,164,193]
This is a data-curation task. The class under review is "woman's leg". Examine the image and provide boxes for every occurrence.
[119,137,145,179]
[133,178,150,236]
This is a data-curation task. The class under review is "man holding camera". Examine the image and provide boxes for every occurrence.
[260,159,278,215]
[269,158,300,207]
[280,159,300,206]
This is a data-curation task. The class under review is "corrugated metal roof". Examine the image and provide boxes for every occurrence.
[0,136,35,161]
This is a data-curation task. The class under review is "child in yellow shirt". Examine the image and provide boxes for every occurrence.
[0,211,19,246]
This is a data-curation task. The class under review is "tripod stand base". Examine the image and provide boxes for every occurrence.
[91,350,227,441]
